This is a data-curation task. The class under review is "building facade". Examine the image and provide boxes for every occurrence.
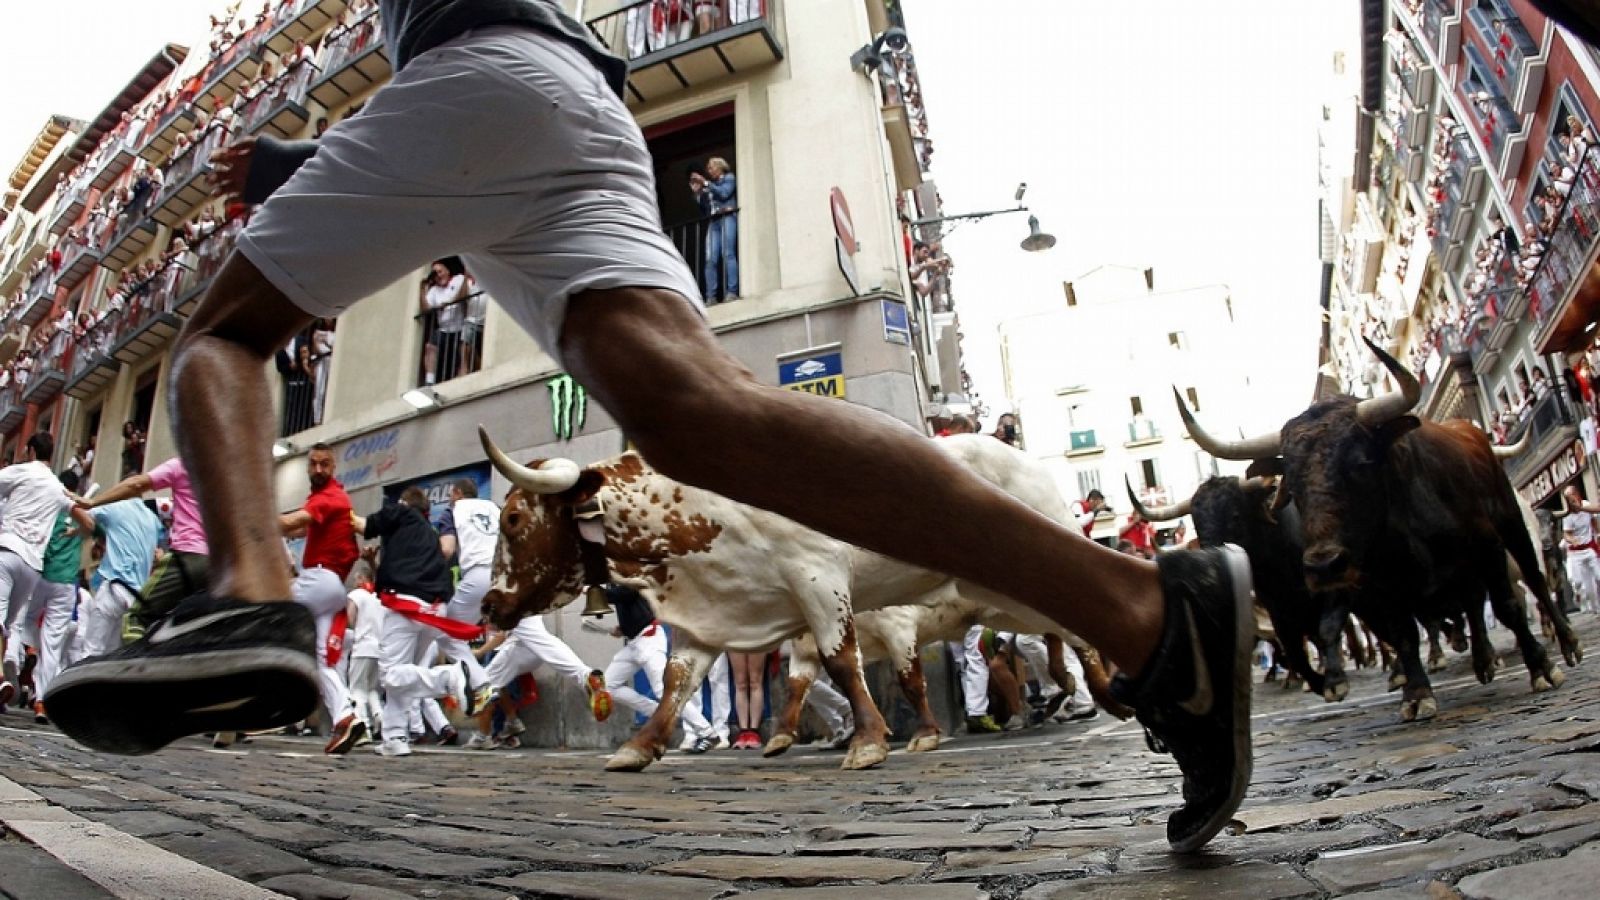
[0,0,973,746]
[1323,0,1600,511]
[997,266,1250,544]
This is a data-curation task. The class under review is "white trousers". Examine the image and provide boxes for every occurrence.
[347,655,383,732]
[706,651,732,739]
[378,606,460,742]
[1012,633,1092,708]
[948,624,989,717]
[75,581,137,660]
[22,581,77,698]
[1568,549,1600,614]
[807,671,851,734]
[604,627,712,736]
[292,568,352,722]
[0,552,43,659]
[437,566,490,687]
[482,613,594,689]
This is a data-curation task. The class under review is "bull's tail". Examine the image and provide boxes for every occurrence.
[1074,646,1133,720]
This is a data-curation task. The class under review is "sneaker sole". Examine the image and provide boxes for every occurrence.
[325,719,367,756]
[45,648,319,756]
[1171,544,1256,854]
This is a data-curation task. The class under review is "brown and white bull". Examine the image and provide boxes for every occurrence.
[477,429,1095,772]
[769,585,1123,756]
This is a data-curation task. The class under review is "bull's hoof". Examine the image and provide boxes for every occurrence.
[905,732,940,753]
[762,733,795,757]
[1386,672,1406,693]
[1323,680,1349,703]
[604,744,656,772]
[1427,655,1447,673]
[1400,696,1438,722]
[841,740,889,770]
[1474,660,1496,685]
[1562,638,1583,667]
[1450,634,1468,654]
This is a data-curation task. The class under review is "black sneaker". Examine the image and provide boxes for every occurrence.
[44,594,319,756]
[1109,545,1255,853]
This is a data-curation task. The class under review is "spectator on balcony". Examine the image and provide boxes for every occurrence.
[121,421,147,479]
[314,117,331,139]
[691,157,738,303]
[992,412,1020,446]
[1120,509,1156,559]
[309,318,335,426]
[71,436,95,483]
[420,257,470,385]
[693,0,720,36]
[1531,366,1551,401]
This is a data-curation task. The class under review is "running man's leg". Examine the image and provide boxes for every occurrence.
[605,640,654,718]
[438,566,490,687]
[706,651,731,741]
[33,581,77,701]
[292,569,353,723]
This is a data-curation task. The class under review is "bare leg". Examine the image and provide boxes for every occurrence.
[730,650,755,730]
[171,255,312,602]
[559,289,1163,675]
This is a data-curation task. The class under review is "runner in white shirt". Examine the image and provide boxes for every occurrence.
[436,478,500,690]
[1562,485,1600,615]
[0,433,71,705]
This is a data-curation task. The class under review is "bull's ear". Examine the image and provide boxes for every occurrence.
[1267,480,1292,520]
[559,470,606,507]
[1374,414,1422,449]
[1245,457,1284,480]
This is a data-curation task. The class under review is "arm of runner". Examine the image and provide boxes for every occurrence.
[76,472,152,509]
[281,508,312,536]
[214,134,320,205]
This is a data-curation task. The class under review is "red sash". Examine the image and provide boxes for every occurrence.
[325,609,349,667]
[378,591,484,641]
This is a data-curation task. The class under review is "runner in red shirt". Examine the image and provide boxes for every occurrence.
[278,442,363,754]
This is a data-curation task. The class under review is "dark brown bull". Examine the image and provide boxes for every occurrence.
[1180,338,1581,721]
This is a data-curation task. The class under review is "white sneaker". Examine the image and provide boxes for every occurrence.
[465,732,493,751]
[678,732,700,751]
[713,732,731,750]
[374,738,412,757]
[440,664,468,713]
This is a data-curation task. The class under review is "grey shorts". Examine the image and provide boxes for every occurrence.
[238,26,703,362]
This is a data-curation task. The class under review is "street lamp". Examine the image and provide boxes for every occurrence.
[909,183,1056,253]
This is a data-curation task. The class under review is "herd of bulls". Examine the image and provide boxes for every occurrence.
[473,336,1583,773]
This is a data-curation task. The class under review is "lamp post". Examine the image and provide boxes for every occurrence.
[908,185,1056,253]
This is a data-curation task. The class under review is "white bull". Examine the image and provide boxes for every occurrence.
[479,430,1096,772]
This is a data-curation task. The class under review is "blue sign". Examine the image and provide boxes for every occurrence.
[777,346,846,399]
[882,299,911,345]
[383,463,493,529]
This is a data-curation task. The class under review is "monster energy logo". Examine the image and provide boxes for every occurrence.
[550,374,587,441]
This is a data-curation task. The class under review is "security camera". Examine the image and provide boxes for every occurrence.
[1015,183,1027,203]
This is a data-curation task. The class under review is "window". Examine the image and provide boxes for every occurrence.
[1129,396,1144,416]
[1076,468,1102,499]
[1168,331,1188,350]
[280,318,337,437]
[124,372,157,478]
[417,257,483,389]
[1185,387,1201,411]
[644,105,739,304]
[1194,450,1219,481]
[1140,458,1162,491]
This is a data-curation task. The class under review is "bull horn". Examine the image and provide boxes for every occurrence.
[1491,428,1530,459]
[1554,494,1572,519]
[1173,386,1283,460]
[1354,336,1422,428]
[1125,475,1191,522]
[478,426,581,494]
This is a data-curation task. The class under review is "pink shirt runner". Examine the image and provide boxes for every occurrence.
[147,457,208,556]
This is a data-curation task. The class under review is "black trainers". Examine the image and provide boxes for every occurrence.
[45,593,320,756]
[1109,545,1255,853]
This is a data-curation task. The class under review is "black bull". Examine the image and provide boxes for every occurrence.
[1127,476,1340,698]
[1178,342,1582,721]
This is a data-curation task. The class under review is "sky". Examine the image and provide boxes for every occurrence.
[902,0,1353,433]
[0,1,227,178]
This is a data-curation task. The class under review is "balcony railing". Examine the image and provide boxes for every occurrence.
[48,179,91,236]
[307,11,387,109]
[21,328,71,406]
[19,269,55,327]
[195,20,271,115]
[103,191,159,269]
[586,0,782,106]
[89,128,140,191]
[151,124,233,229]
[0,382,24,433]
[55,232,105,295]
[239,62,316,139]
[1467,3,1537,104]
[416,291,486,388]
[665,211,740,305]
[1529,148,1600,329]
[109,262,189,366]
[1068,429,1100,453]
[65,312,122,401]
[174,219,245,315]
[1463,48,1522,169]
[280,323,336,438]
[1126,418,1160,444]
[1504,389,1575,486]
[265,0,350,55]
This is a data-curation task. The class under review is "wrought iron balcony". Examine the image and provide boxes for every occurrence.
[109,263,189,367]
[18,269,55,329]
[64,313,122,401]
[55,232,105,295]
[1068,429,1100,453]
[307,11,388,110]
[89,128,140,192]
[1529,147,1600,350]
[1126,418,1160,446]
[48,178,91,237]
[102,193,160,271]
[585,0,783,107]
[1462,47,1525,175]
[1417,0,1459,64]
[137,99,199,165]
[1504,388,1575,487]
[1466,2,1538,109]
[21,328,70,407]
[150,125,232,230]
[194,22,270,119]
[265,0,349,56]
[0,383,24,434]
[239,63,316,140]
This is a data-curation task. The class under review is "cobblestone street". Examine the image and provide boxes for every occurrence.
[1,619,1598,899]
